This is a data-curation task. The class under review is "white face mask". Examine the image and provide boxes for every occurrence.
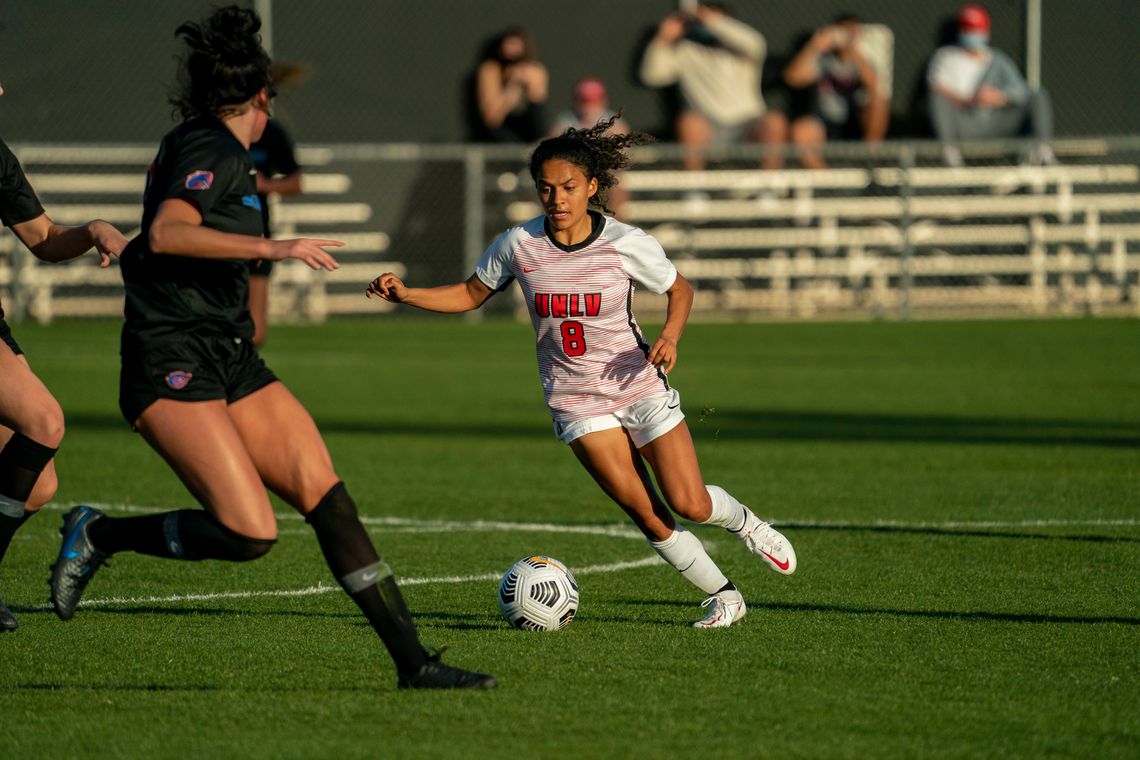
[959,31,989,50]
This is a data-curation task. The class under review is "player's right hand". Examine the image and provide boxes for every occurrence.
[270,238,343,271]
[366,272,408,303]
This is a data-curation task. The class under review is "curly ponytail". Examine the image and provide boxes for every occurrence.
[170,5,273,121]
[528,115,654,215]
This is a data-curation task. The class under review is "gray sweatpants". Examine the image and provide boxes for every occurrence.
[929,88,1053,141]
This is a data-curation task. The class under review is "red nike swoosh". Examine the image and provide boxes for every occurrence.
[760,549,790,571]
[522,267,535,272]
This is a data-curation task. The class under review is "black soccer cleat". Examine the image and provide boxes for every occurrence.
[0,596,18,631]
[397,647,498,690]
[50,505,108,621]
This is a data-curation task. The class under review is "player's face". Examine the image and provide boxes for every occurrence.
[537,159,597,239]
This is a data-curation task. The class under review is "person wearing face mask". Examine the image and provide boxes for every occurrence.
[926,3,1055,166]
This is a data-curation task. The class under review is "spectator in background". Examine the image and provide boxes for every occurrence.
[927,3,1055,166]
[639,3,787,172]
[549,77,630,137]
[783,14,890,169]
[247,62,306,347]
[472,27,548,143]
[549,77,631,218]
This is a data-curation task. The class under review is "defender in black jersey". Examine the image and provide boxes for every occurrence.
[0,124,127,631]
[48,6,495,690]
[247,117,303,347]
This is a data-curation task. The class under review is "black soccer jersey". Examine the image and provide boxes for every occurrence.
[0,137,45,228]
[249,119,299,236]
[0,137,46,320]
[121,118,264,339]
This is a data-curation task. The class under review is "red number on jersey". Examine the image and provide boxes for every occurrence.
[560,320,587,357]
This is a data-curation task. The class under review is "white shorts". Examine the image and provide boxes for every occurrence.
[553,389,685,448]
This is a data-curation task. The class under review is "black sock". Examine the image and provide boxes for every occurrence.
[0,433,57,517]
[306,482,428,674]
[90,510,274,561]
[0,510,33,566]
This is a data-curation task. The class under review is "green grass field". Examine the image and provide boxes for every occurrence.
[1,317,1137,758]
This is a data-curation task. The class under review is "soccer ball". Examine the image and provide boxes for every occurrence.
[497,555,579,631]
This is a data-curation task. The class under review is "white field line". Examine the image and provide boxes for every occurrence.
[37,502,1140,531]
[26,502,1138,611]
[38,556,663,611]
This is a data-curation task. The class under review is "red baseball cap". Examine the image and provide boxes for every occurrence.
[958,4,991,32]
[573,77,607,105]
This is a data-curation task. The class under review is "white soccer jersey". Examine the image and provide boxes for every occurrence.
[476,212,677,424]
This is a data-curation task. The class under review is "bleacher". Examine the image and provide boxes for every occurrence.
[504,140,1140,318]
[3,144,400,323]
[5,139,1140,323]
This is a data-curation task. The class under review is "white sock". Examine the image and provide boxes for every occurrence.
[649,525,729,595]
[701,485,748,532]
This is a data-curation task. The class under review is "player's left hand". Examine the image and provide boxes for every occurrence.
[90,220,128,268]
[648,336,678,374]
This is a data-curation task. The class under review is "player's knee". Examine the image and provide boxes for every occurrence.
[669,488,713,523]
[205,513,276,561]
[217,524,276,561]
[21,403,65,449]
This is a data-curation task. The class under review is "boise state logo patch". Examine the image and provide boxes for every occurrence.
[241,194,262,210]
[184,170,214,190]
[165,371,193,390]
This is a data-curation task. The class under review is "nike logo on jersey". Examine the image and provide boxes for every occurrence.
[522,267,536,273]
[535,292,601,318]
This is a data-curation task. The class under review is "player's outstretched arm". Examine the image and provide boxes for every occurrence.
[366,272,493,313]
[10,214,128,267]
[647,273,694,375]
[149,198,341,270]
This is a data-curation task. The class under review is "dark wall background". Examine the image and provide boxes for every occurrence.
[1,0,1136,143]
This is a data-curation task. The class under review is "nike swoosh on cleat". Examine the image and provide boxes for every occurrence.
[760,549,790,572]
[64,551,81,559]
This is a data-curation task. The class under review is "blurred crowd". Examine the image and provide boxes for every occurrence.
[464,2,1054,170]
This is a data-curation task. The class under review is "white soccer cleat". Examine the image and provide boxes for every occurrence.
[733,508,797,575]
[691,590,746,629]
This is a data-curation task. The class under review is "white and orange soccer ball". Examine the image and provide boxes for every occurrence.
[497,555,579,631]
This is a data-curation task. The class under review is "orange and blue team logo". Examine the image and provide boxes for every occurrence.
[165,371,193,390]
[184,170,214,190]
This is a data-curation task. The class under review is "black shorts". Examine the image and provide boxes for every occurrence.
[0,318,23,356]
[119,327,277,425]
[248,258,273,277]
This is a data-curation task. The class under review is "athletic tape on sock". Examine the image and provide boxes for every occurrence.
[0,495,25,519]
[339,560,394,594]
[162,512,185,558]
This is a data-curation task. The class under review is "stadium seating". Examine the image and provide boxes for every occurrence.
[4,141,1139,322]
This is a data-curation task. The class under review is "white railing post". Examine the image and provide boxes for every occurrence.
[464,146,486,322]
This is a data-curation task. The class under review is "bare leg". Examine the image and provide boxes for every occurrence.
[136,398,276,538]
[752,111,789,171]
[790,115,828,170]
[569,427,675,540]
[676,110,713,172]
[0,349,64,512]
[247,273,269,348]
[861,94,890,144]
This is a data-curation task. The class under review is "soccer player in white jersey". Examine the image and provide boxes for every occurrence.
[367,118,796,628]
